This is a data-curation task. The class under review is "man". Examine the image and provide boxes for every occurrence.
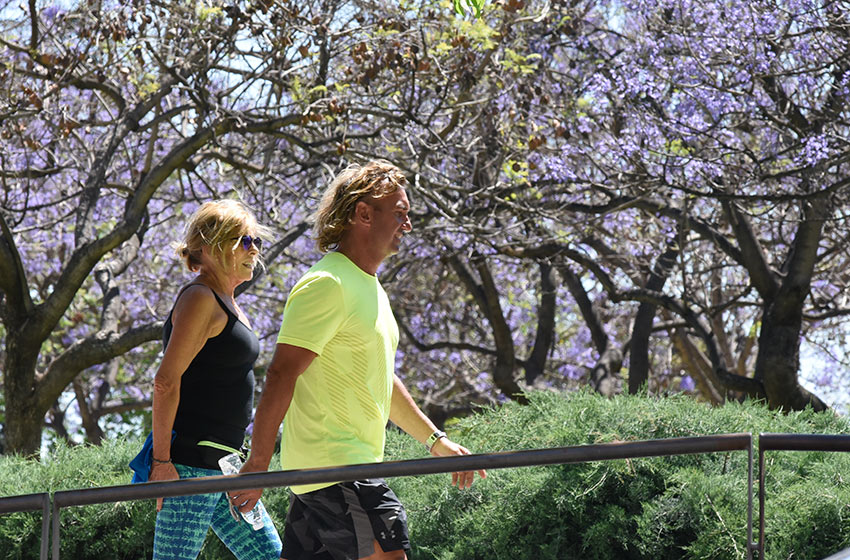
[231,160,486,560]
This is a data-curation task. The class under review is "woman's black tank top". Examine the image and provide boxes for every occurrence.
[163,284,259,468]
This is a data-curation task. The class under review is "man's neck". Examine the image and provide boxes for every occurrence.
[336,242,380,276]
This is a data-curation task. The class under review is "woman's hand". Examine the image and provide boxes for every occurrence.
[149,461,180,511]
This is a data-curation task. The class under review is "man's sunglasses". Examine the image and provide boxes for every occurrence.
[232,235,263,251]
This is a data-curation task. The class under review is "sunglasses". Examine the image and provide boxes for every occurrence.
[232,235,263,251]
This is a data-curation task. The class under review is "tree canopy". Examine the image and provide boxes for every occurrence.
[1,0,848,455]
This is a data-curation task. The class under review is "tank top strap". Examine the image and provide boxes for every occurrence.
[207,288,238,320]
[173,281,206,301]
[170,283,235,321]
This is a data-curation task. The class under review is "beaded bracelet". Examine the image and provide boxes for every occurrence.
[152,457,172,465]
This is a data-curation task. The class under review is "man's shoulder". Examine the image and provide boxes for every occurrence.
[306,252,367,281]
[292,269,341,294]
[299,255,345,285]
[285,257,348,303]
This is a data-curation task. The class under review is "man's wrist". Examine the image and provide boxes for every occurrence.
[425,430,447,451]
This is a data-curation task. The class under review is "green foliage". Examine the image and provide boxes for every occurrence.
[1,392,849,559]
[0,439,154,559]
[387,391,850,560]
[499,48,542,75]
[453,0,485,18]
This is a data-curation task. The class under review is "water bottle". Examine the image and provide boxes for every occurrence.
[218,452,266,530]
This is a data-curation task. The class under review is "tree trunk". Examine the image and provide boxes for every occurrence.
[629,236,680,393]
[448,253,529,403]
[558,264,624,396]
[727,197,830,412]
[74,379,105,445]
[3,332,43,455]
[523,262,556,386]
[4,401,44,457]
[755,297,827,411]
[671,328,725,405]
[589,345,624,397]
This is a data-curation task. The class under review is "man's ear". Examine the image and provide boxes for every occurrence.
[353,200,372,225]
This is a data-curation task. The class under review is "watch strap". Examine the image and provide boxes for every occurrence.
[426,430,447,450]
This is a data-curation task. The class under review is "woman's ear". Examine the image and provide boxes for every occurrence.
[199,243,227,270]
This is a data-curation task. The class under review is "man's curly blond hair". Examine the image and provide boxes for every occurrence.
[312,160,407,253]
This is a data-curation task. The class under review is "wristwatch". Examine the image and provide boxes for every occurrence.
[426,430,447,450]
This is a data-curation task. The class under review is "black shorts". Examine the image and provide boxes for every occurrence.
[282,479,411,560]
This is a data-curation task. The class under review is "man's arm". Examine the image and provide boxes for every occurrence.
[230,343,317,512]
[389,374,487,489]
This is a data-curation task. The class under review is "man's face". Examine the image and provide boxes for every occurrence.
[368,187,412,257]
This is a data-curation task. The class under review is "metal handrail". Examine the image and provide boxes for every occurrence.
[46,433,753,560]
[0,434,754,559]
[0,492,50,560]
[7,431,850,558]
[758,433,850,560]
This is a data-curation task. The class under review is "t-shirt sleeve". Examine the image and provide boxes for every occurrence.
[276,273,345,356]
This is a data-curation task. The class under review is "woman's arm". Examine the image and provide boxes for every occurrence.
[149,285,225,510]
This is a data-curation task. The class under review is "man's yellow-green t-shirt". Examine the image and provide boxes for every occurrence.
[276,251,399,494]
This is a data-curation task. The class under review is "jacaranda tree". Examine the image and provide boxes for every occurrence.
[362,0,850,413]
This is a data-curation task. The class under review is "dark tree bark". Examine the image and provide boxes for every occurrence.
[448,253,529,403]
[558,264,623,397]
[748,198,830,411]
[723,198,829,411]
[523,262,557,386]
[629,234,681,394]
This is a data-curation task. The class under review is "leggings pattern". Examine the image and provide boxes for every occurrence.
[153,464,282,560]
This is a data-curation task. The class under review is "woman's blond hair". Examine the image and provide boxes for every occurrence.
[312,160,407,253]
[175,199,272,272]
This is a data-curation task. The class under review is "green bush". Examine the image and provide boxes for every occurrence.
[387,391,850,560]
[1,390,849,559]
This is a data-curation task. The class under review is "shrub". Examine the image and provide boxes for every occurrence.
[1,390,849,559]
[388,391,850,560]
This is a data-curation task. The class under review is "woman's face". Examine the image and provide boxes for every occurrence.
[226,232,261,284]
[205,229,262,284]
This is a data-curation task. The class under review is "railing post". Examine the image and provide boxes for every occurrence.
[51,498,61,560]
[758,433,850,559]
[0,492,51,560]
[746,436,755,560]
[40,493,50,560]
[758,441,766,559]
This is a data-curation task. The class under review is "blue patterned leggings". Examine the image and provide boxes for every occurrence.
[153,463,282,560]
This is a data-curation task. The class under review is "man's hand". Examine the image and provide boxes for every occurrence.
[430,438,487,489]
[228,457,268,514]
[149,462,179,511]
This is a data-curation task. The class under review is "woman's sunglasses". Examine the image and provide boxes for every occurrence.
[232,235,263,251]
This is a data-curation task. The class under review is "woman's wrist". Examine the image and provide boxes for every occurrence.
[152,457,172,465]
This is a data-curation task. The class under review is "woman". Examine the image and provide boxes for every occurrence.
[149,199,282,560]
